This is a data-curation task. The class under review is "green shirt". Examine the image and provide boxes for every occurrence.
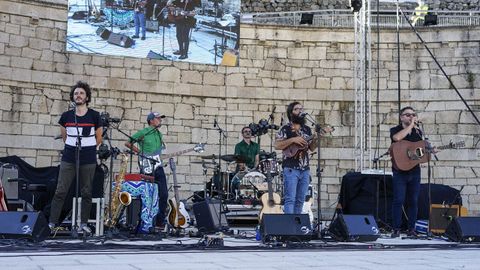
[234,140,260,169]
[131,126,163,154]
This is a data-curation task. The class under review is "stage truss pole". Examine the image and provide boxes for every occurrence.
[353,0,373,172]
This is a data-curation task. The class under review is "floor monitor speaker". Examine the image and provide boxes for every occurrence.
[0,211,50,241]
[261,214,312,242]
[445,217,480,243]
[329,214,380,242]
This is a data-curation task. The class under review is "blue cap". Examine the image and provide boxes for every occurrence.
[146,112,165,123]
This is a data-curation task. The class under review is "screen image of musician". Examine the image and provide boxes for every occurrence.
[169,0,201,59]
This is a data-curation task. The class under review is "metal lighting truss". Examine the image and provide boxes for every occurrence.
[353,0,373,171]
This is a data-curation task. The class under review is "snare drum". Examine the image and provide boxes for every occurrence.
[259,158,279,176]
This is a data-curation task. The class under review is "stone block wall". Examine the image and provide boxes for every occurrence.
[241,0,480,13]
[1,0,480,216]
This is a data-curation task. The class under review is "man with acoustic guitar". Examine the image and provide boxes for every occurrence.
[125,111,168,230]
[390,106,424,238]
[275,102,317,214]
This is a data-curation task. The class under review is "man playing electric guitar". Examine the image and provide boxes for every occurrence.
[275,102,317,214]
[390,106,427,238]
[125,111,168,229]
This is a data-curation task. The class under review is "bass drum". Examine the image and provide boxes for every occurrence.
[259,158,279,176]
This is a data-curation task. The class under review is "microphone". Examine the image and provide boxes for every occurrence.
[53,134,62,140]
[109,117,121,123]
[299,112,308,118]
[214,117,218,128]
[69,101,76,109]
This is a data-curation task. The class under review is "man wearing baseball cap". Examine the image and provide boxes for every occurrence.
[125,111,168,232]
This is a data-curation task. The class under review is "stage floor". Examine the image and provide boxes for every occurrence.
[1,232,480,270]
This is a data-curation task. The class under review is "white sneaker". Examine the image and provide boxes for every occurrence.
[79,224,92,234]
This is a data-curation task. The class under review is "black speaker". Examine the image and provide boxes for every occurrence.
[0,211,50,241]
[299,13,313,25]
[424,14,438,26]
[445,217,480,243]
[96,27,111,40]
[125,198,142,231]
[329,214,380,242]
[107,33,135,48]
[71,11,88,20]
[261,214,312,242]
[193,199,228,233]
[146,20,159,32]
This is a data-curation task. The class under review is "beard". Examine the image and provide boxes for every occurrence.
[291,114,306,125]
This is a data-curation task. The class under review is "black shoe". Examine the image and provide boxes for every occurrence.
[407,229,418,238]
[132,35,139,39]
[179,54,188,60]
[391,230,400,238]
[173,50,182,55]
[141,36,146,40]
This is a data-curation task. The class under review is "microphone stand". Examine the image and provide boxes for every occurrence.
[418,122,437,237]
[72,105,81,238]
[213,119,227,231]
[303,113,323,238]
[268,106,276,153]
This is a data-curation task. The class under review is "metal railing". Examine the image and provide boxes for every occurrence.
[242,9,480,28]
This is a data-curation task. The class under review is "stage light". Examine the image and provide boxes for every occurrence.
[350,0,362,12]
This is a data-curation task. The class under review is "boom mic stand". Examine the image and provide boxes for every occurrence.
[101,123,121,238]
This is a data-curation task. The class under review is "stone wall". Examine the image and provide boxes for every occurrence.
[241,0,480,13]
[1,0,480,216]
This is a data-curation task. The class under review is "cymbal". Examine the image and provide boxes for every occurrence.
[220,154,246,163]
[200,154,216,159]
[191,161,216,165]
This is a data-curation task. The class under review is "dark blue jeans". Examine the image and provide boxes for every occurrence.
[134,12,146,38]
[392,166,421,230]
[154,166,168,226]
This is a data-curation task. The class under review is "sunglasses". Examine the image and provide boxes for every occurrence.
[243,131,251,134]
[402,113,417,117]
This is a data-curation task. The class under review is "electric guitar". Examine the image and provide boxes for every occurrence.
[258,170,283,221]
[390,140,464,171]
[167,157,191,229]
[283,125,334,158]
[167,6,196,23]
[139,143,205,175]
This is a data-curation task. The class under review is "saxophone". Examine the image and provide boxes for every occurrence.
[104,152,132,227]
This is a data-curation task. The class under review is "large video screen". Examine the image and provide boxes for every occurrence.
[66,0,240,66]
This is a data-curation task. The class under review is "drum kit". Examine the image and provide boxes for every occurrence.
[197,150,283,203]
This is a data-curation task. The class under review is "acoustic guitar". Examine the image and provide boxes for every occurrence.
[258,171,282,221]
[167,158,191,229]
[390,140,464,171]
[0,179,8,211]
[283,125,334,158]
